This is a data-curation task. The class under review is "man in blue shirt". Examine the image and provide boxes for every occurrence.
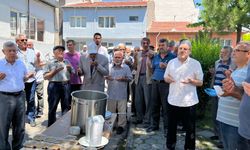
[146,38,175,136]
[0,41,31,150]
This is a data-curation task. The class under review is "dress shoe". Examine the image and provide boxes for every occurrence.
[216,142,224,149]
[146,126,159,133]
[132,119,143,124]
[210,135,219,140]
[116,127,124,135]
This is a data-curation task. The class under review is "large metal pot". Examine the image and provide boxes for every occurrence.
[71,90,107,133]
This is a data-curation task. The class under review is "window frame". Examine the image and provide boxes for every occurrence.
[221,39,232,46]
[10,9,45,42]
[10,10,18,36]
[98,16,116,28]
[129,16,139,22]
[70,16,87,28]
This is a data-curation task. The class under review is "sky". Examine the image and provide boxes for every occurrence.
[194,0,202,6]
[194,0,203,12]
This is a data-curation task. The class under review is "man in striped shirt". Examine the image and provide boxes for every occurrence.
[210,46,235,147]
[216,42,249,149]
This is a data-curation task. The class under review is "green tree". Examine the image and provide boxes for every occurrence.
[199,0,250,44]
[191,31,221,118]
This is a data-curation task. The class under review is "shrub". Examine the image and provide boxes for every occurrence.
[191,31,221,118]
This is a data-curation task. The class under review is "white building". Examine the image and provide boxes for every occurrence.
[0,0,60,57]
[153,0,199,22]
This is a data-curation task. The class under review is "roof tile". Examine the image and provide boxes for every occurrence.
[64,1,147,8]
[148,21,203,33]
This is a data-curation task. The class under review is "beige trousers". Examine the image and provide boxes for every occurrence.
[107,100,127,128]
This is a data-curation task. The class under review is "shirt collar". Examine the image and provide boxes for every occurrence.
[178,56,190,64]
[3,58,17,65]
[53,58,65,63]
[112,63,124,68]
[219,58,231,65]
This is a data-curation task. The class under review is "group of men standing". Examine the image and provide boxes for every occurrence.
[1,30,250,150]
[210,42,250,150]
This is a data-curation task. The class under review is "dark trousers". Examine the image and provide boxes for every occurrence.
[0,92,25,150]
[47,82,70,127]
[36,81,44,113]
[135,75,152,124]
[238,134,250,150]
[167,103,196,150]
[151,80,169,130]
[69,84,81,107]
[131,80,136,114]
[25,81,36,121]
[211,96,221,138]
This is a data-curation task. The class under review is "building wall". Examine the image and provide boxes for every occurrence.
[153,0,199,22]
[63,7,147,48]
[0,0,57,57]
[147,32,238,48]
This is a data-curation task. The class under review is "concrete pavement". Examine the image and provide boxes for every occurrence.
[15,81,222,150]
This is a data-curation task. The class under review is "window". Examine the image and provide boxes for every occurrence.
[129,16,139,21]
[10,10,44,41]
[98,17,115,28]
[76,41,86,51]
[70,16,86,28]
[102,42,113,48]
[125,42,132,46]
[19,13,28,35]
[221,39,232,46]
[37,19,44,41]
[29,17,36,39]
[10,11,18,36]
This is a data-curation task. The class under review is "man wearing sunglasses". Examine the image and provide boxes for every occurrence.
[222,42,250,150]
[16,34,40,127]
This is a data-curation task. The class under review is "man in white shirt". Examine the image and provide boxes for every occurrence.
[164,39,203,150]
[93,32,110,59]
[16,34,39,127]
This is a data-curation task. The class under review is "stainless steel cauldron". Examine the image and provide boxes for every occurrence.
[71,90,107,133]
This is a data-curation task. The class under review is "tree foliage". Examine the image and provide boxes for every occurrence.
[191,31,221,118]
[200,0,250,43]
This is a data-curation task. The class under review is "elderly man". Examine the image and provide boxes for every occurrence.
[222,42,250,150]
[16,34,39,127]
[106,51,132,134]
[209,46,235,148]
[146,39,175,135]
[78,43,109,92]
[27,40,46,117]
[164,40,203,150]
[216,42,249,150]
[44,46,74,127]
[133,37,154,127]
[0,41,30,150]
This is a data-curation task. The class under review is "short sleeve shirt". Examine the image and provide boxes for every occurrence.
[164,57,204,107]
[44,59,72,82]
[0,59,27,92]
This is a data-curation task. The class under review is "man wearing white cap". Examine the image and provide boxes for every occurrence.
[78,43,109,92]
